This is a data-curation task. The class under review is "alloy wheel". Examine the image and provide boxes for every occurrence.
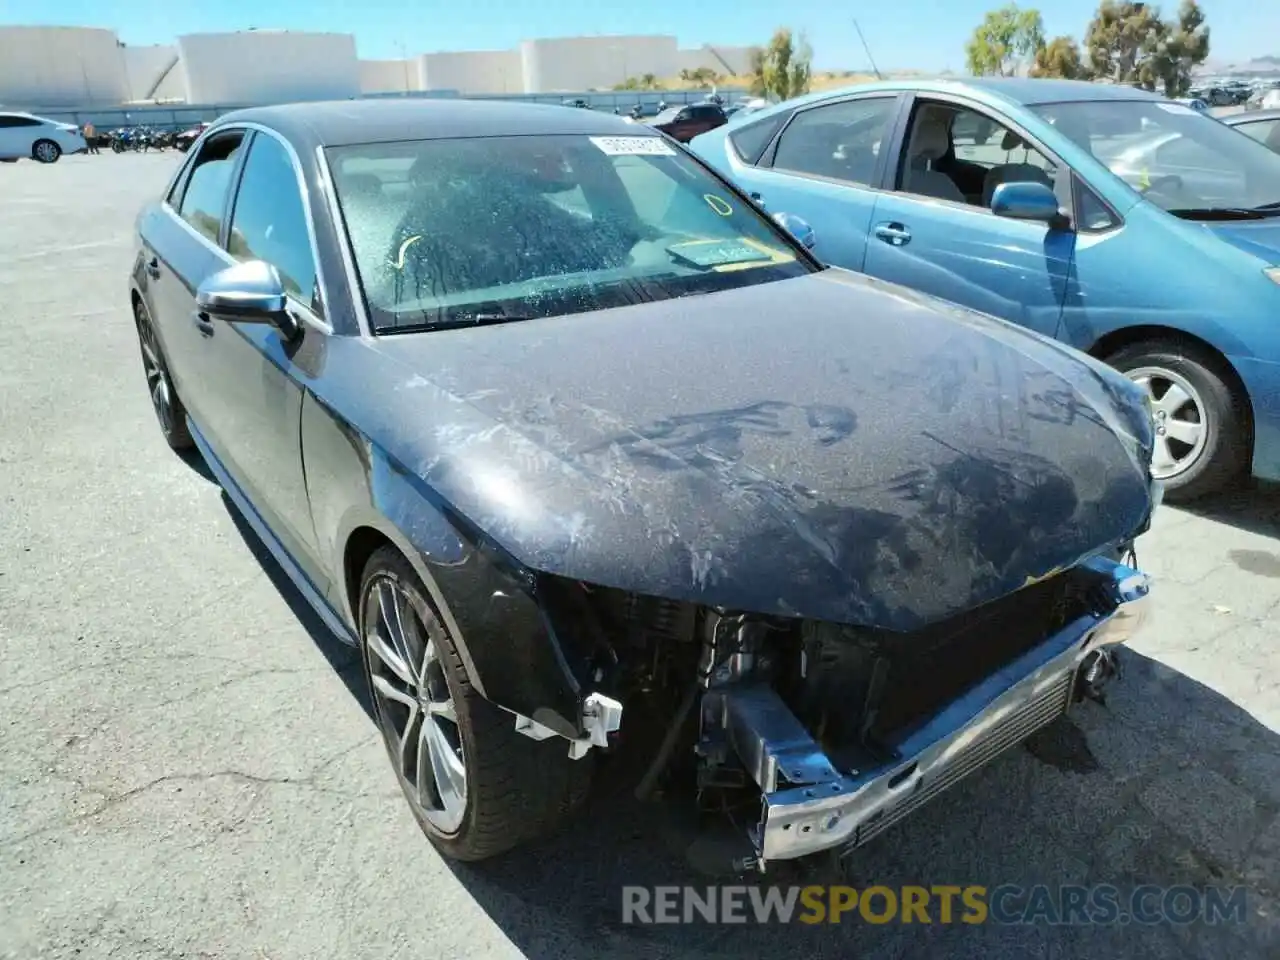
[1127,365,1208,481]
[135,305,174,436]
[33,141,58,163]
[364,577,467,833]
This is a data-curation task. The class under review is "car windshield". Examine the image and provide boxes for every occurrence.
[327,134,812,332]
[1032,99,1280,217]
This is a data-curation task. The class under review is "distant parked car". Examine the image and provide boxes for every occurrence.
[1223,108,1280,154]
[1173,97,1211,114]
[0,111,86,163]
[560,98,591,110]
[647,102,727,142]
[175,122,211,153]
[691,78,1280,499]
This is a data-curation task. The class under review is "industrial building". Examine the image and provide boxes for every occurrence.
[0,24,759,108]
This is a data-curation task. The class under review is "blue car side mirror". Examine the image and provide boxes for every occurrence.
[991,181,1064,226]
[772,212,817,250]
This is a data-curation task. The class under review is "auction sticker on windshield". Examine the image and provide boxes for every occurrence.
[590,136,677,156]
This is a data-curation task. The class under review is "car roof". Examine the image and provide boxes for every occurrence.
[1224,108,1280,124]
[213,98,645,147]
[751,76,1167,119]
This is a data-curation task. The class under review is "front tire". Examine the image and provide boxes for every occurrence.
[32,139,61,163]
[1106,340,1249,501]
[359,547,591,861]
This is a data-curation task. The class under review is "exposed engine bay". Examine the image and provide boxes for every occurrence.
[527,549,1151,870]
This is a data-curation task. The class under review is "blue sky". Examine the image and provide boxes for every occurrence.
[2,0,1274,71]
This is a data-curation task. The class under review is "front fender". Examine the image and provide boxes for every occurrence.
[302,391,588,739]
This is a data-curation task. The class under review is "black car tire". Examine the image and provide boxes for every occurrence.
[1105,339,1249,501]
[32,139,61,164]
[133,298,194,451]
[359,547,591,861]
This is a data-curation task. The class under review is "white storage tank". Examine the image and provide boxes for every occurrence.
[418,50,522,94]
[520,35,680,93]
[122,44,185,101]
[0,25,128,106]
[677,45,757,79]
[359,59,418,95]
[177,30,360,105]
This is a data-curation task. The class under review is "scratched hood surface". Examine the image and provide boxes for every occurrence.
[368,268,1154,632]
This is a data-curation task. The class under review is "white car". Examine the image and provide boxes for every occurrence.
[0,111,86,163]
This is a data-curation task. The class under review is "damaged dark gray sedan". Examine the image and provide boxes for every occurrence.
[130,99,1158,867]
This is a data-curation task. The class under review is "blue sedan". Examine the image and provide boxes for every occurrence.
[691,78,1280,499]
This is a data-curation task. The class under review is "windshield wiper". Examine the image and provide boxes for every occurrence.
[1167,206,1271,220]
[384,312,535,334]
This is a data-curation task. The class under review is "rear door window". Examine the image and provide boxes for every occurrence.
[176,132,245,244]
[770,97,898,187]
[729,113,788,164]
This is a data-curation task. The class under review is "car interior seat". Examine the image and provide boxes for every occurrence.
[903,108,967,203]
[981,130,1056,207]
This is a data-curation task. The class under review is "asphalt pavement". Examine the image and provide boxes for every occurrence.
[1,151,1278,959]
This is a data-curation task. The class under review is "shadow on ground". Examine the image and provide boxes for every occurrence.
[444,651,1278,960]
[1181,479,1280,541]
[219,491,372,717]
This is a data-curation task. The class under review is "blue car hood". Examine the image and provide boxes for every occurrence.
[1204,218,1280,263]
[366,269,1155,632]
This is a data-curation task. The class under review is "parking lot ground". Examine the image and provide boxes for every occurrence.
[1,152,1278,960]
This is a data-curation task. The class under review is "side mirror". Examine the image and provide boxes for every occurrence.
[773,211,817,250]
[195,260,299,338]
[991,181,1065,226]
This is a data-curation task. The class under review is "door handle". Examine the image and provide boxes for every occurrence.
[145,256,161,279]
[749,191,765,209]
[192,311,215,338]
[873,222,912,246]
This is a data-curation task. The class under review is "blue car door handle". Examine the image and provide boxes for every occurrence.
[749,191,765,209]
[145,256,161,279]
[874,222,912,246]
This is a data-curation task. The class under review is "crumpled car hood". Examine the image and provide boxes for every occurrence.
[368,268,1154,633]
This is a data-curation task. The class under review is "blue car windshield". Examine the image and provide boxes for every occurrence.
[326,134,812,332]
[1033,99,1280,216]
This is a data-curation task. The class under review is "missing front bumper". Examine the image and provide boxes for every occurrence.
[721,558,1151,866]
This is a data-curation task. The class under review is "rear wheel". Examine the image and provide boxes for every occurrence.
[359,547,591,861]
[1105,340,1249,501]
[32,139,61,163]
[134,298,193,451]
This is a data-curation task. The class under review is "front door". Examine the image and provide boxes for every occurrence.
[197,129,329,591]
[724,94,902,272]
[862,97,1073,340]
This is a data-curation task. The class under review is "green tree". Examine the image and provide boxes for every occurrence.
[1150,0,1210,96]
[750,28,812,100]
[965,4,1046,76]
[1085,0,1208,94]
[1030,35,1091,78]
[1085,0,1164,86]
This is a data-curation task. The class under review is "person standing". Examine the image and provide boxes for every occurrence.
[83,121,99,154]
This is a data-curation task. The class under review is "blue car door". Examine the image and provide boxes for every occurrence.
[711,94,905,272]
[861,95,1073,340]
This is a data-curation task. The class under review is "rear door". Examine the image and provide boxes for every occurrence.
[861,95,1073,339]
[722,94,904,271]
[141,129,247,428]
